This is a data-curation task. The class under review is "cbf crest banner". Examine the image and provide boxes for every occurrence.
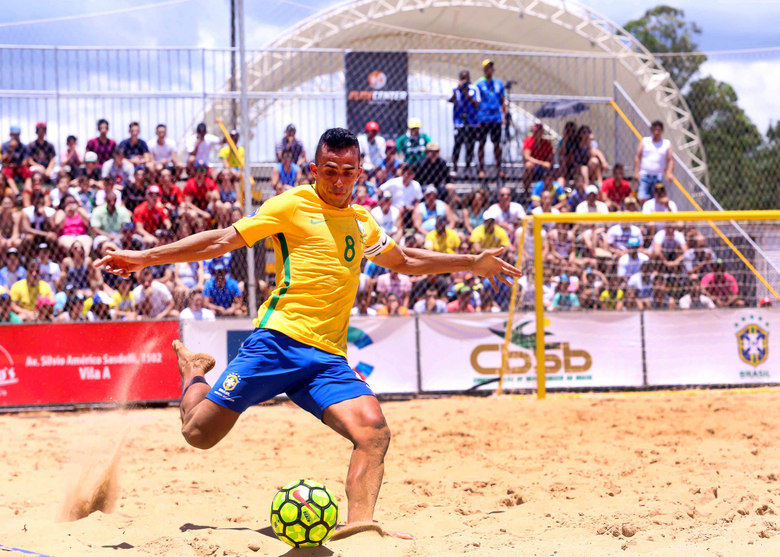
[345,51,408,139]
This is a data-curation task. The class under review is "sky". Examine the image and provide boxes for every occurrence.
[1,0,778,131]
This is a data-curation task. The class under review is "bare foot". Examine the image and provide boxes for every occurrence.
[171,340,215,385]
[330,521,415,541]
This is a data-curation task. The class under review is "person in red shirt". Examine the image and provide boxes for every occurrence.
[183,160,218,208]
[701,259,744,307]
[85,119,116,166]
[600,163,633,211]
[156,167,184,219]
[132,185,171,247]
[522,123,553,187]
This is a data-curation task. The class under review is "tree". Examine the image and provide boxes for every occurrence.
[624,5,706,90]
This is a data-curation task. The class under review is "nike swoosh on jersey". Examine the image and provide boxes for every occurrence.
[310,218,328,224]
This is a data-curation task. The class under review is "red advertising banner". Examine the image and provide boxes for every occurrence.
[0,321,181,408]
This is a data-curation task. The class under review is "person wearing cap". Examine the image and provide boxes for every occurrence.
[118,220,143,251]
[412,185,455,235]
[35,241,61,288]
[27,122,57,182]
[0,247,26,288]
[1,126,32,183]
[759,297,774,308]
[395,117,430,166]
[522,123,553,187]
[118,121,152,172]
[616,237,649,280]
[470,209,512,255]
[183,160,219,212]
[379,162,422,228]
[270,147,302,194]
[91,190,131,249]
[701,259,744,307]
[447,283,476,313]
[424,214,460,254]
[203,263,245,317]
[85,290,114,321]
[678,273,715,310]
[415,142,456,203]
[551,274,580,312]
[357,121,386,173]
[375,141,402,185]
[95,128,521,538]
[33,295,56,321]
[641,182,678,215]
[530,167,567,210]
[149,123,181,181]
[0,286,22,323]
[186,122,221,175]
[448,69,480,178]
[448,270,483,307]
[475,58,506,179]
[10,259,54,321]
[634,120,674,204]
[133,184,171,247]
[101,147,134,186]
[86,119,117,166]
[370,189,402,241]
[74,150,102,188]
[180,287,216,321]
[606,220,643,255]
[600,163,633,211]
[575,184,609,214]
[1,194,23,259]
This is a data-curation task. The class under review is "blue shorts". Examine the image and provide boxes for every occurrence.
[206,328,374,420]
[638,173,663,199]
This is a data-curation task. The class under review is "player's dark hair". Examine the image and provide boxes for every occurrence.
[315,128,359,164]
[651,120,664,130]
[97,118,109,129]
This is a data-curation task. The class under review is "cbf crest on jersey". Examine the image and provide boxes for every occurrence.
[736,322,769,367]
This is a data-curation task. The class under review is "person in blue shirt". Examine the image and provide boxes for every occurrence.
[203,263,245,316]
[530,169,568,210]
[475,59,506,179]
[448,70,480,177]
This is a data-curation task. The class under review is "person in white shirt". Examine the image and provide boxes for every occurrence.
[486,186,526,239]
[634,120,674,203]
[641,183,678,214]
[185,122,221,175]
[357,121,386,175]
[606,222,643,254]
[678,273,716,309]
[617,237,650,278]
[379,163,422,229]
[350,290,377,317]
[575,184,609,214]
[370,190,402,241]
[133,268,176,318]
[149,123,181,181]
[179,288,216,321]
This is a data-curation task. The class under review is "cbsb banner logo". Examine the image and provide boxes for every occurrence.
[735,315,769,367]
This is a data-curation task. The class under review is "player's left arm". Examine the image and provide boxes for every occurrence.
[372,243,520,291]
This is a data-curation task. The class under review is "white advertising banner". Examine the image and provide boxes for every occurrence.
[418,312,644,391]
[181,318,418,394]
[644,309,780,386]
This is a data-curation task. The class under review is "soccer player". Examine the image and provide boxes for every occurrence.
[94,128,521,538]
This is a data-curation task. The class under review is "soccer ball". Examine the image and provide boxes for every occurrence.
[270,479,338,547]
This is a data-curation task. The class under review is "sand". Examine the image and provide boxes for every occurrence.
[1,390,779,557]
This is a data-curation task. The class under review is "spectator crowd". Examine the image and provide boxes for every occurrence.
[0,62,768,323]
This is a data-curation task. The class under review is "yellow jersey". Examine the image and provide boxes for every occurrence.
[10,279,54,312]
[424,229,460,254]
[470,224,510,250]
[234,185,395,357]
[218,145,245,169]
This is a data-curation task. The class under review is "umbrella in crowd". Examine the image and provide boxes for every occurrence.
[535,100,590,118]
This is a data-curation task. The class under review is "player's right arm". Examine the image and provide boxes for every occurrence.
[94,226,246,278]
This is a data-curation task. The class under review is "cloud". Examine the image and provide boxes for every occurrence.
[701,57,780,133]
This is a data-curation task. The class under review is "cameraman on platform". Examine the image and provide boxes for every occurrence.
[448,70,480,179]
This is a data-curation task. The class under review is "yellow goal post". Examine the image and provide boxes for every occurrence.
[498,210,780,399]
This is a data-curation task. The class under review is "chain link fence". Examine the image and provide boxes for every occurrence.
[1,46,777,323]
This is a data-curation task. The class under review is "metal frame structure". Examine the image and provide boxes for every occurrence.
[228,0,707,184]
